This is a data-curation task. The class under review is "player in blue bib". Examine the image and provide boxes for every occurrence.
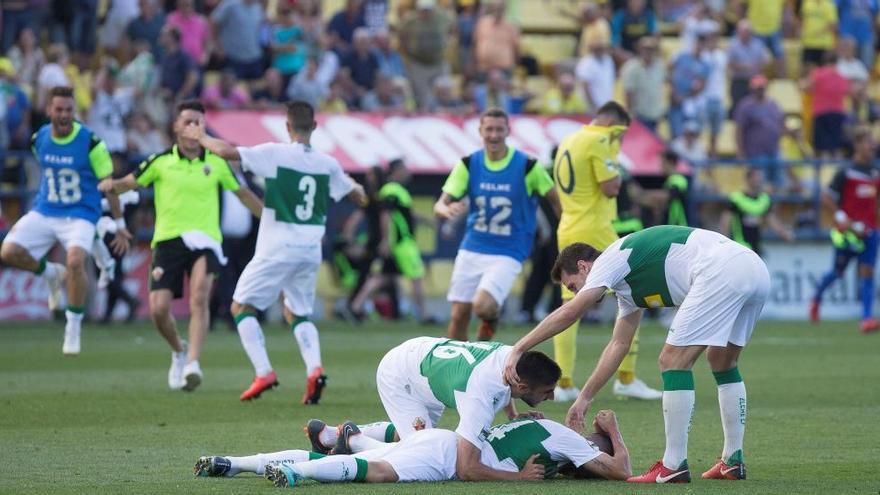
[1,86,131,355]
[434,108,559,341]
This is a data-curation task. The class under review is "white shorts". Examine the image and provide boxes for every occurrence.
[232,256,319,316]
[361,429,458,482]
[376,337,445,439]
[667,248,770,347]
[4,211,96,258]
[446,249,522,305]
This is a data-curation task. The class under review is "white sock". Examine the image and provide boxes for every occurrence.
[228,450,312,475]
[236,314,273,377]
[349,433,387,453]
[319,425,338,447]
[291,455,367,482]
[65,310,84,334]
[718,381,747,463]
[42,262,64,281]
[92,238,113,271]
[662,390,695,470]
[293,320,322,376]
[357,421,396,443]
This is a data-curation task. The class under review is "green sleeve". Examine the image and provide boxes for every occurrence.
[134,155,159,186]
[525,162,554,197]
[88,139,113,179]
[441,161,469,199]
[216,160,241,192]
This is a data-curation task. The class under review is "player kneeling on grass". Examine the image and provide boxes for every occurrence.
[304,336,560,481]
[194,411,631,486]
[504,225,769,483]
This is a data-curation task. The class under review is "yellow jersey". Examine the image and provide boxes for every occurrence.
[554,124,625,251]
[800,0,838,50]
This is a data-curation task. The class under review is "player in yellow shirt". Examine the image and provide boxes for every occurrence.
[552,101,661,402]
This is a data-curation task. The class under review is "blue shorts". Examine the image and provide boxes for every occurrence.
[833,229,879,271]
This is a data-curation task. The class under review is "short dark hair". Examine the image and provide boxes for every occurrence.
[586,431,614,455]
[388,158,406,175]
[551,242,602,283]
[176,99,205,116]
[286,100,316,134]
[49,86,74,100]
[516,351,562,387]
[480,107,509,125]
[595,101,631,126]
[662,149,679,164]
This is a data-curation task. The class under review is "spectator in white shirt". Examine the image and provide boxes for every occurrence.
[575,39,616,110]
[701,30,727,157]
[835,36,869,84]
[679,2,720,54]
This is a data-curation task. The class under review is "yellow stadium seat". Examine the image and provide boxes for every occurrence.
[520,34,577,66]
[767,79,803,114]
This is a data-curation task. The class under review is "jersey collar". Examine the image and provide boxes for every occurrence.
[172,143,207,162]
[50,121,82,145]
[482,146,515,172]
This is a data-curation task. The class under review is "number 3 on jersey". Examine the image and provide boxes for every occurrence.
[44,168,82,204]
[473,195,512,236]
[264,168,329,225]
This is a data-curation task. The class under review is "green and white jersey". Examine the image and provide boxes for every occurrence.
[479,418,601,473]
[581,226,748,316]
[414,338,513,447]
[237,143,354,262]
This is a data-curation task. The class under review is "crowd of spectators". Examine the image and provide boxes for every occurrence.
[0,0,877,182]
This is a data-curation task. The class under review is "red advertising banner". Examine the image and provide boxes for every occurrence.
[205,112,667,176]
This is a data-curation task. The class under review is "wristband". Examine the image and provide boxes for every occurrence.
[834,210,848,225]
[115,217,127,231]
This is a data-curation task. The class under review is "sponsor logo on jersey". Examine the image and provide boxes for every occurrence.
[43,153,74,165]
[644,294,663,308]
[478,182,512,192]
[412,417,426,431]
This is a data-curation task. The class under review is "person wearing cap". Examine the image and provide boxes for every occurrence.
[620,36,666,133]
[732,74,785,188]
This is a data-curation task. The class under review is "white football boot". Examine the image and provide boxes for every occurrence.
[613,378,662,400]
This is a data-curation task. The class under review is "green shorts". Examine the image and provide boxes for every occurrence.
[390,237,424,279]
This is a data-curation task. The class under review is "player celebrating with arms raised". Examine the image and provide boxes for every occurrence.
[505,225,770,482]
[551,101,659,402]
[1,86,131,355]
[183,100,366,403]
[434,108,559,341]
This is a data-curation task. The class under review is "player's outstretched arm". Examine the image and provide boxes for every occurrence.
[98,174,139,194]
[503,287,606,386]
[575,411,632,480]
[234,186,263,218]
[455,437,543,482]
[346,180,368,207]
[566,310,642,432]
[179,118,242,163]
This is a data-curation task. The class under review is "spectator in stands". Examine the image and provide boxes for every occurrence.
[270,2,307,79]
[315,33,342,89]
[473,0,520,77]
[201,69,250,110]
[835,36,870,84]
[46,0,98,70]
[727,20,770,115]
[802,53,850,158]
[35,44,70,112]
[327,0,366,55]
[398,0,452,111]
[669,34,710,138]
[575,38,616,110]
[473,68,517,114]
[429,75,471,115]
[745,0,787,77]
[362,0,389,33]
[0,57,30,150]
[158,26,199,104]
[286,57,328,109]
[679,2,720,54]
[6,27,43,96]
[799,0,838,74]
[342,27,381,107]
[361,73,406,113]
[166,0,212,67]
[455,0,478,78]
[322,79,350,113]
[294,0,324,48]
[127,0,166,58]
[211,0,265,81]
[701,30,727,157]
[670,119,708,164]
[848,82,880,127]
[836,0,878,67]
[119,38,166,126]
[99,0,140,58]
[577,2,612,58]
[620,36,666,132]
[89,60,134,158]
[372,28,406,79]
[733,75,786,188]
[780,114,814,164]
[251,68,290,108]
[611,0,659,61]
[540,72,588,116]
[127,111,169,157]
[1,0,36,53]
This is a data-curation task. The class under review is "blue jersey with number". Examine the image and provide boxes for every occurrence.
[460,149,539,262]
[31,122,107,224]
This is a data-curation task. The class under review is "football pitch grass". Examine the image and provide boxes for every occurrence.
[1,318,878,494]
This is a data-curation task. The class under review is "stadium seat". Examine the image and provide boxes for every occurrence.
[520,34,577,67]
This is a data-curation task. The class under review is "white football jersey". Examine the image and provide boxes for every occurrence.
[237,143,353,262]
[479,418,602,473]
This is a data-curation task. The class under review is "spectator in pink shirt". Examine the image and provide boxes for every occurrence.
[166,0,211,67]
[803,52,850,158]
[201,69,250,110]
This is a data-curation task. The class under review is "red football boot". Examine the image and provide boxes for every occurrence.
[301,367,327,405]
[860,318,880,334]
[702,459,746,480]
[627,460,691,484]
[239,371,279,401]
[809,300,820,324]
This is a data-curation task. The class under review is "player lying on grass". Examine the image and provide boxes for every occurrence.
[504,226,769,483]
[194,410,631,486]
[303,337,560,481]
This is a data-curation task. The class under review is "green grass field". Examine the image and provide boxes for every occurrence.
[1,318,878,494]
